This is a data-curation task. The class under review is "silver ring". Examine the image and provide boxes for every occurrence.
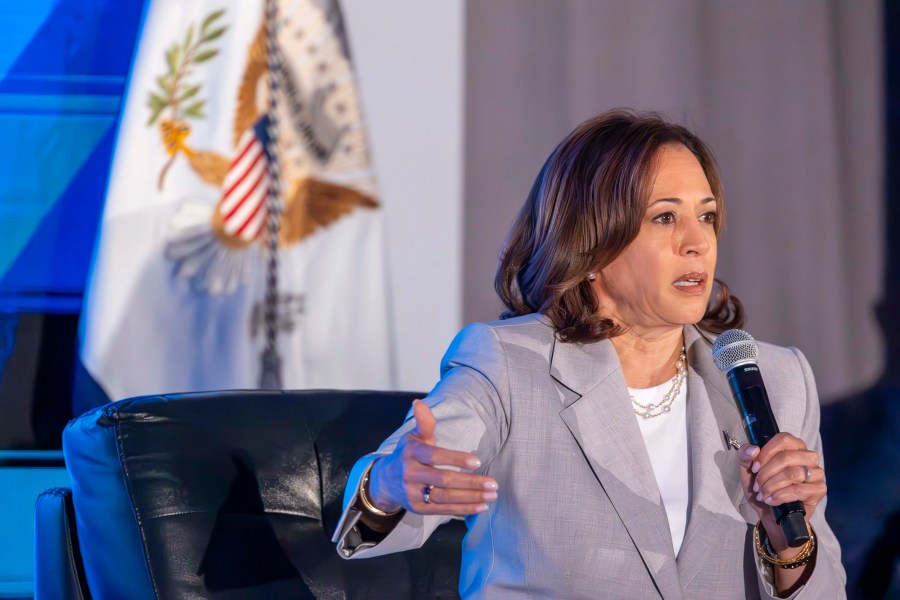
[801,464,811,484]
[422,484,434,504]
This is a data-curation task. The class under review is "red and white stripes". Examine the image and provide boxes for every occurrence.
[218,127,271,242]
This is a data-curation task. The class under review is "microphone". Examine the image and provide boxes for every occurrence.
[712,329,810,547]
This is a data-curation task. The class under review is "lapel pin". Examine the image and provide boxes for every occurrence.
[723,430,741,451]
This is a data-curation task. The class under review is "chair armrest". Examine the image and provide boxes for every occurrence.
[34,487,90,600]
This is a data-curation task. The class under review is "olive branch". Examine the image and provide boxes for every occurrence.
[147,9,228,190]
[147,9,227,126]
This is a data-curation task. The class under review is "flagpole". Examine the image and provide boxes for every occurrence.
[260,0,283,389]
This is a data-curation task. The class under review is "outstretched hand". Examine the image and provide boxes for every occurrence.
[366,400,498,515]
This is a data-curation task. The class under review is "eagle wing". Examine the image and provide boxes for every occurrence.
[279,176,379,246]
[233,22,267,148]
[187,150,230,188]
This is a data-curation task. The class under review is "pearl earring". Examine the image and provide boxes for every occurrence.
[587,273,596,282]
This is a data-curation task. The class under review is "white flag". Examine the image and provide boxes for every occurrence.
[80,0,394,400]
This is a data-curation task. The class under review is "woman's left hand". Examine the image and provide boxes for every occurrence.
[738,432,827,551]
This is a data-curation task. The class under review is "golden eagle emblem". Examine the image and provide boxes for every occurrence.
[148,6,379,294]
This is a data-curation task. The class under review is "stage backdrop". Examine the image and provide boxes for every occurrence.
[0,0,882,414]
[463,0,884,402]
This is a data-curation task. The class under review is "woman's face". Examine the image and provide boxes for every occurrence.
[591,144,718,333]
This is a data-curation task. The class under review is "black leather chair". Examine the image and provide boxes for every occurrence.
[34,390,465,599]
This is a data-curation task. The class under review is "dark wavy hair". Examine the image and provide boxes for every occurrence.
[495,109,744,342]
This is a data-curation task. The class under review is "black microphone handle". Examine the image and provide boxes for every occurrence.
[726,365,810,548]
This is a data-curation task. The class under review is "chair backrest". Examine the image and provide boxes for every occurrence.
[63,390,465,599]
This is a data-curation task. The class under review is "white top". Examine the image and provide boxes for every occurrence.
[629,378,690,556]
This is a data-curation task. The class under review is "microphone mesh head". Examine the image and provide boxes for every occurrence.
[712,329,760,373]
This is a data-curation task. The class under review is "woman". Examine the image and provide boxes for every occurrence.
[333,110,846,598]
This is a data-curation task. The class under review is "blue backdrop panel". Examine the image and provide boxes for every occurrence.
[0,0,146,313]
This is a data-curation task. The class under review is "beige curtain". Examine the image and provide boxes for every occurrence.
[463,0,883,402]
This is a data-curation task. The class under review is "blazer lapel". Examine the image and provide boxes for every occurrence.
[675,326,748,587]
[553,336,684,600]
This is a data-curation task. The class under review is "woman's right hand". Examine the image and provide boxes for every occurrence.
[367,399,499,515]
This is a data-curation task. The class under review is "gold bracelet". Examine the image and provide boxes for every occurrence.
[754,520,816,569]
[358,461,403,517]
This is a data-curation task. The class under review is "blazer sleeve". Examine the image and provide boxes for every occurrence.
[754,346,847,599]
[333,321,511,559]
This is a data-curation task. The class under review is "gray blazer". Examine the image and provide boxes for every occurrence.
[334,314,846,599]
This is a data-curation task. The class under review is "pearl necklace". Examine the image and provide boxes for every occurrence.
[630,346,687,419]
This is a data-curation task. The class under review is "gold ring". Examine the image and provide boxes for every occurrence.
[422,484,435,504]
